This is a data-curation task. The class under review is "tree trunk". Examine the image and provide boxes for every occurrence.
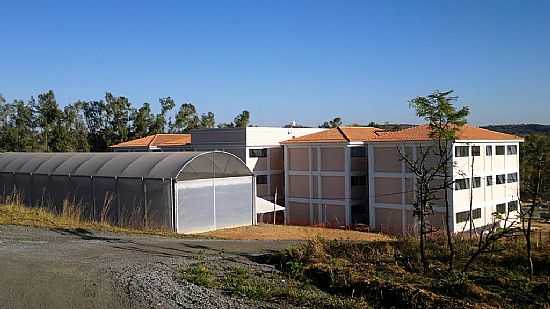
[526,212,534,281]
[444,167,454,271]
[418,184,428,273]
[526,161,542,281]
[469,152,475,237]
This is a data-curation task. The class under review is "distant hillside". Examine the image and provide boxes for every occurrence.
[482,124,550,137]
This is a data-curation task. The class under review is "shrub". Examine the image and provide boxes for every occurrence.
[178,264,216,288]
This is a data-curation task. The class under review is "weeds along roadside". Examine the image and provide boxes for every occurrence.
[178,236,550,308]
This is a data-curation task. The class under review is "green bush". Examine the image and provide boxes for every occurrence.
[178,264,216,288]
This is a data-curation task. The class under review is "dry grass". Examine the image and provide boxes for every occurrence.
[0,202,180,237]
[203,224,391,241]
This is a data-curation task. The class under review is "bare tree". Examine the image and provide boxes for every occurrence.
[520,134,550,280]
[462,210,518,273]
[406,90,470,271]
[399,143,444,272]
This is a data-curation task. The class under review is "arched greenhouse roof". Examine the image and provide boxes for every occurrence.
[0,151,252,181]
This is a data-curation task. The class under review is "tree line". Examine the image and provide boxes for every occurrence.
[0,90,250,152]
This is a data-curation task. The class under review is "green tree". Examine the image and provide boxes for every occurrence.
[319,117,342,128]
[82,100,109,151]
[233,110,250,128]
[200,112,215,128]
[405,90,469,272]
[173,103,200,133]
[150,97,175,134]
[104,92,133,145]
[59,103,90,151]
[36,90,63,152]
[12,99,36,151]
[132,102,154,138]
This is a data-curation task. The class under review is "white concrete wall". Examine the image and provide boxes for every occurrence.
[245,127,324,147]
[452,141,521,232]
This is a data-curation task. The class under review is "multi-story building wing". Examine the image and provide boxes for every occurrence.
[282,125,523,234]
[281,127,375,227]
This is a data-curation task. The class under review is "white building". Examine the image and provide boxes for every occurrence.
[191,127,324,202]
[282,124,523,234]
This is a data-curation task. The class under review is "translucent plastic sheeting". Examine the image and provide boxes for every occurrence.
[117,177,145,227]
[177,178,216,234]
[176,176,253,234]
[70,176,94,218]
[213,176,254,230]
[0,151,252,232]
[144,179,173,230]
[177,152,252,181]
[92,177,118,223]
[0,151,251,180]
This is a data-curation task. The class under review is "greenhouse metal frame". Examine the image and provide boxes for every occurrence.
[0,151,255,233]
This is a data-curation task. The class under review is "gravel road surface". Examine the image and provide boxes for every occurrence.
[0,225,298,309]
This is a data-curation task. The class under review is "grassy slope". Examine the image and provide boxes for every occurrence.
[271,237,550,308]
[0,203,180,237]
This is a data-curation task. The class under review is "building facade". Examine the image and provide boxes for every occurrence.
[283,125,523,233]
[282,127,373,227]
[191,127,324,202]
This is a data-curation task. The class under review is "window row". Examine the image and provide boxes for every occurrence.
[496,200,519,214]
[455,145,517,157]
[455,200,519,223]
[455,172,518,190]
[456,208,482,223]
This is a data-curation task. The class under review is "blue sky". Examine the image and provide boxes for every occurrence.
[1,0,549,126]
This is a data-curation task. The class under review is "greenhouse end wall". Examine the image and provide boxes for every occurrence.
[176,175,254,234]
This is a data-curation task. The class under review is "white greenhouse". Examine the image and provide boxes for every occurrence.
[0,151,255,234]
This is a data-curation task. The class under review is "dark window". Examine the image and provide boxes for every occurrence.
[496,174,506,184]
[456,209,480,223]
[486,145,493,156]
[496,146,505,155]
[473,208,482,219]
[486,176,493,186]
[455,146,469,157]
[455,179,470,190]
[456,211,469,223]
[507,172,518,183]
[472,177,481,188]
[249,148,267,158]
[496,203,506,214]
[351,175,367,186]
[256,175,267,184]
[508,201,518,212]
[507,145,517,155]
[471,146,480,156]
[350,147,366,157]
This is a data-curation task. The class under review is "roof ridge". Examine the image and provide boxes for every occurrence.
[148,134,160,148]
[336,126,351,142]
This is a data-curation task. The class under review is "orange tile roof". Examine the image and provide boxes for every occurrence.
[282,124,523,144]
[375,124,524,142]
[281,127,381,143]
[110,134,191,148]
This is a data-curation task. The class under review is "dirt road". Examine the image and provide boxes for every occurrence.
[0,225,298,309]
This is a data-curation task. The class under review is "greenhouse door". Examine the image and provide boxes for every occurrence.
[176,176,253,234]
